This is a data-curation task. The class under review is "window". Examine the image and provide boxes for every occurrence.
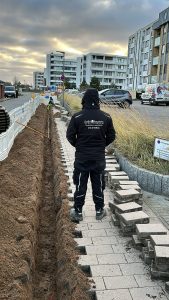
[164,12,168,20]
[144,53,148,59]
[105,56,113,61]
[104,71,112,76]
[92,63,103,68]
[166,43,169,53]
[96,55,104,60]
[143,65,148,71]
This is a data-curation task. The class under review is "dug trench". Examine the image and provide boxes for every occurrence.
[0,104,91,300]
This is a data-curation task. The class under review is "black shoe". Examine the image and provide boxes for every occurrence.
[70,208,83,222]
[96,208,106,220]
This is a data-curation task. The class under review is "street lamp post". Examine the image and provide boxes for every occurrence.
[56,51,65,106]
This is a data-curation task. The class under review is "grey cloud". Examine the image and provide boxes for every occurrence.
[0,0,168,82]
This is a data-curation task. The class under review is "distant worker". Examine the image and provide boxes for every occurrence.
[66,88,116,222]
[47,96,54,110]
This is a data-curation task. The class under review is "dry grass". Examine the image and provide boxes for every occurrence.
[62,94,169,175]
[61,93,82,111]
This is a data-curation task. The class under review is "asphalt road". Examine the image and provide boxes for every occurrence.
[0,94,168,132]
[132,100,169,131]
[0,92,32,112]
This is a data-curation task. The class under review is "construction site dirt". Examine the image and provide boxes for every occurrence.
[0,105,90,300]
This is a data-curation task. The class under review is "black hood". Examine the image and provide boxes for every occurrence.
[82,88,100,109]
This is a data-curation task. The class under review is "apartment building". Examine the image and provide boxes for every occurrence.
[151,7,169,84]
[76,53,127,89]
[46,51,77,88]
[33,71,44,89]
[127,22,154,91]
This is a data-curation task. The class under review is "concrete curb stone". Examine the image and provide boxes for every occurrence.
[115,150,169,197]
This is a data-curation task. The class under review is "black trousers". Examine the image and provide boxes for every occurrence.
[73,159,106,212]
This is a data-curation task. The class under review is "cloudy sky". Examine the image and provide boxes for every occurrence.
[0,0,168,84]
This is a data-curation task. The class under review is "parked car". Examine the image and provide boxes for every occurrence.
[4,86,17,98]
[141,84,169,105]
[98,88,132,108]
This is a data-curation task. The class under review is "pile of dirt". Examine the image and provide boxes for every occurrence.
[0,105,47,299]
[0,105,91,300]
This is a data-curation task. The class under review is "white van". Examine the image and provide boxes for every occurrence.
[141,84,169,105]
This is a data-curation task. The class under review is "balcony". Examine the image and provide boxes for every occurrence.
[152,56,159,65]
[154,36,161,47]
[150,76,157,83]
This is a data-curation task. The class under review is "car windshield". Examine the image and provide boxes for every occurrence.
[5,86,15,91]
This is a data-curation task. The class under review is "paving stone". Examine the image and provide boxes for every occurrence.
[155,246,169,271]
[116,236,132,244]
[111,214,120,226]
[81,217,102,223]
[132,235,144,250]
[124,252,142,263]
[120,184,141,191]
[115,189,141,200]
[106,163,120,169]
[105,228,119,236]
[120,211,149,226]
[120,263,149,275]
[136,224,168,239]
[74,237,93,246]
[76,223,88,231]
[109,171,127,176]
[111,202,142,214]
[104,275,138,289]
[82,229,107,238]
[89,277,105,290]
[150,235,169,246]
[96,289,133,300]
[105,159,117,163]
[112,243,135,254]
[109,201,142,213]
[90,264,122,277]
[78,255,98,266]
[151,261,169,279]
[97,253,127,264]
[134,274,157,287]
[87,222,112,230]
[119,180,139,185]
[92,236,118,245]
[86,245,114,255]
[129,287,168,300]
[109,175,129,183]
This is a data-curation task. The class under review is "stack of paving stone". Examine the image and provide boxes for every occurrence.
[60,109,69,122]
[118,211,149,236]
[133,224,168,263]
[146,235,169,280]
[109,201,143,226]
[60,146,74,201]
[114,188,143,205]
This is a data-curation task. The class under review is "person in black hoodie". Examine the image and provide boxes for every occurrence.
[66,88,116,222]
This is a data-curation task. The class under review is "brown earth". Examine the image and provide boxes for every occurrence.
[0,105,91,300]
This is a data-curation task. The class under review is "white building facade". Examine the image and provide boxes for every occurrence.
[46,51,77,88]
[127,22,154,91]
[76,53,127,89]
[33,71,44,89]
